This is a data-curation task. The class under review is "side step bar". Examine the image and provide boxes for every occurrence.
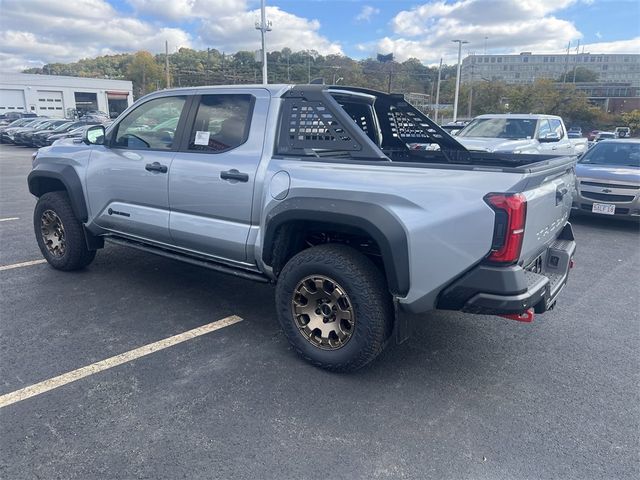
[106,236,271,284]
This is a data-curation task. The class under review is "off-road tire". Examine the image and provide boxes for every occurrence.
[34,191,96,271]
[275,244,393,372]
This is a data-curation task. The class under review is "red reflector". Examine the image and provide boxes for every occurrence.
[485,193,527,264]
[569,259,575,269]
[500,308,534,323]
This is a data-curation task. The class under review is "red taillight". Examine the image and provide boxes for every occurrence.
[485,193,527,264]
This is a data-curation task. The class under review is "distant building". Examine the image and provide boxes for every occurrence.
[574,82,640,114]
[0,73,133,119]
[461,52,640,87]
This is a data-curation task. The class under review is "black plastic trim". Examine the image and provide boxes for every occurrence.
[27,164,88,222]
[437,230,576,315]
[263,198,410,295]
[277,85,387,160]
[107,236,270,283]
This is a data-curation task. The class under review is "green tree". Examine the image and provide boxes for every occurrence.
[621,109,640,135]
[558,67,598,83]
[127,51,163,96]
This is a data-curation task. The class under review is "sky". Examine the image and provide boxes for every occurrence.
[0,0,638,72]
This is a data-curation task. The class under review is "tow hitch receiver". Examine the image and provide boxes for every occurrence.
[500,308,535,323]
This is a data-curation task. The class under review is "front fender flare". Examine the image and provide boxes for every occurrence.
[27,164,88,222]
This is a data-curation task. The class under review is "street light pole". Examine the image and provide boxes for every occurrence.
[452,39,468,123]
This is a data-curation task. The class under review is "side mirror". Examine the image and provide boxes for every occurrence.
[84,125,105,145]
[539,132,561,143]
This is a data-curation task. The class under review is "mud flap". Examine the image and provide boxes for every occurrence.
[393,302,412,344]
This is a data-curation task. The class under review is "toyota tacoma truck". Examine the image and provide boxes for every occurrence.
[28,85,577,371]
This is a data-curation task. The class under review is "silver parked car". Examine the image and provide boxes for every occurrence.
[573,139,640,219]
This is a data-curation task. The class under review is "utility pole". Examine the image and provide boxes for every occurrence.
[287,53,291,82]
[452,39,468,123]
[308,52,312,83]
[141,61,146,95]
[206,47,211,84]
[572,40,580,83]
[562,41,571,83]
[165,40,170,88]
[434,58,442,123]
[255,0,271,85]
[468,55,474,118]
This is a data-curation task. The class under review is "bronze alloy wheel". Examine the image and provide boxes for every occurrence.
[291,275,355,350]
[40,209,66,257]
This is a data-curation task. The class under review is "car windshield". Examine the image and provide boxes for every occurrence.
[457,118,537,139]
[51,122,74,132]
[579,142,640,167]
[29,120,51,129]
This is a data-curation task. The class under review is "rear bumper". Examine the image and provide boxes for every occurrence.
[437,223,576,315]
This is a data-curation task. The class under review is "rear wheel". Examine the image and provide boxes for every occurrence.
[34,191,96,271]
[275,244,393,372]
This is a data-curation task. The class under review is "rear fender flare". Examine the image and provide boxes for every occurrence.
[263,198,410,296]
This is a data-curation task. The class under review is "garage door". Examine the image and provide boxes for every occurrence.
[37,90,65,118]
[0,89,27,114]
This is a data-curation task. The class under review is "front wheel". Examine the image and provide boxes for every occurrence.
[275,244,393,372]
[34,191,96,271]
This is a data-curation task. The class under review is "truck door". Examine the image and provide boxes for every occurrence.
[168,89,269,263]
[549,118,573,155]
[86,95,188,243]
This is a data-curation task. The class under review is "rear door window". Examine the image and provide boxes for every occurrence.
[185,94,253,153]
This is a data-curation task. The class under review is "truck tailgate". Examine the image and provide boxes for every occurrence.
[518,156,576,265]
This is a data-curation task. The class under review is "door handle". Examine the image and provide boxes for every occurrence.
[556,185,569,203]
[145,162,168,173]
[220,169,249,182]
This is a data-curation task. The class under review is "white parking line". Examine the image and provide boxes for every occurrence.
[0,259,47,271]
[0,217,19,222]
[0,315,243,409]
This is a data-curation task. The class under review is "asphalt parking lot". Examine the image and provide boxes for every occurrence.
[1,143,638,479]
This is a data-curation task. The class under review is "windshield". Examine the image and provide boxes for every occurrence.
[51,122,74,132]
[579,142,640,167]
[457,118,537,139]
[7,119,28,127]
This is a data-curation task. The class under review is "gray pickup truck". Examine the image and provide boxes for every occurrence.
[28,85,577,371]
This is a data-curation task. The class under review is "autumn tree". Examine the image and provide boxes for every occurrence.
[126,51,163,96]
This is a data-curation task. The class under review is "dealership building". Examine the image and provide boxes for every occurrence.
[0,73,133,118]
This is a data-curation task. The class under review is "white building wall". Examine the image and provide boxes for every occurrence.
[0,73,133,118]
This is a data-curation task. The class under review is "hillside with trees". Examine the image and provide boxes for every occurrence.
[24,47,613,128]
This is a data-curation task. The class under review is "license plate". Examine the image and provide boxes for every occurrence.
[592,203,615,215]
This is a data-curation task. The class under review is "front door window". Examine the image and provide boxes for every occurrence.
[112,96,186,150]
